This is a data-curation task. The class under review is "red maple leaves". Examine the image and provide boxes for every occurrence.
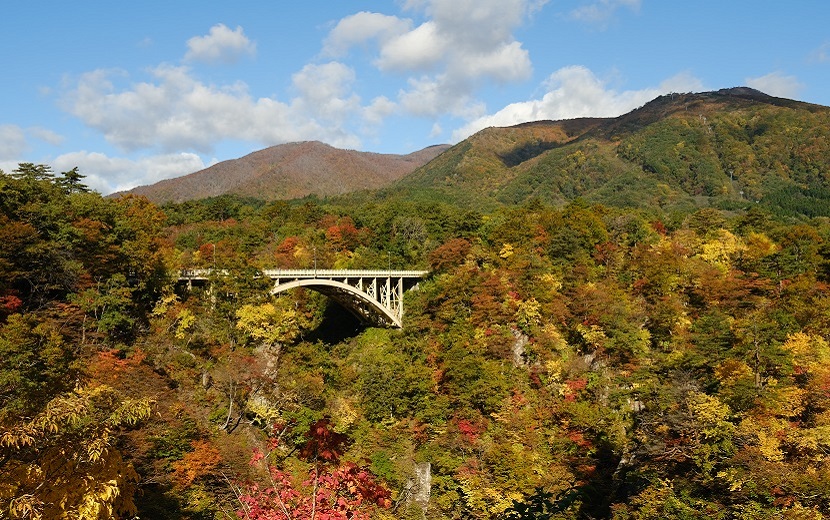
[237,419,391,519]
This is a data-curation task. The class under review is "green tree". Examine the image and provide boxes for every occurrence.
[0,313,75,422]
[10,163,54,182]
[57,167,90,194]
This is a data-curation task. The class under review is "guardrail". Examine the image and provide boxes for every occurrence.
[178,268,429,280]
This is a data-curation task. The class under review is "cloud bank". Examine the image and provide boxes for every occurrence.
[43,1,779,195]
[746,72,804,99]
[452,66,703,141]
[62,63,366,154]
[58,0,548,184]
[52,151,207,194]
[326,0,541,119]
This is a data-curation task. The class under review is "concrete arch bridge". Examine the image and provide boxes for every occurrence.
[178,269,429,328]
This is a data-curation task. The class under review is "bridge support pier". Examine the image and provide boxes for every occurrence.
[178,268,428,328]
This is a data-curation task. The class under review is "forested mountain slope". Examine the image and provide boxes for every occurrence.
[389,88,830,218]
[121,141,450,203]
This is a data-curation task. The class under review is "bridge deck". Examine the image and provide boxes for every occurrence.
[179,268,429,281]
[263,269,430,278]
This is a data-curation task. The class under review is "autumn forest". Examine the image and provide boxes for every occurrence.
[3,89,830,519]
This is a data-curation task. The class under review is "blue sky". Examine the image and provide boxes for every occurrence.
[2,1,828,194]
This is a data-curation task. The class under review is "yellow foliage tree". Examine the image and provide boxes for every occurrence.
[235,299,304,350]
[0,384,152,519]
[782,332,830,375]
[698,229,745,270]
[686,391,735,480]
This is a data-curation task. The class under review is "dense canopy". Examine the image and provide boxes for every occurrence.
[3,90,830,519]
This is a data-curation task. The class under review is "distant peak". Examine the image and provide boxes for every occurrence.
[716,86,772,98]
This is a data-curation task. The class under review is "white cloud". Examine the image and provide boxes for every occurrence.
[746,71,804,99]
[452,41,532,83]
[53,151,206,194]
[185,24,256,64]
[403,0,535,78]
[323,12,412,56]
[363,96,397,127]
[292,62,358,109]
[327,0,540,118]
[0,161,19,175]
[29,127,65,146]
[58,1,546,170]
[0,125,64,167]
[0,125,27,160]
[289,62,364,148]
[62,62,370,154]
[418,0,532,46]
[399,75,486,119]
[570,0,641,26]
[377,22,446,72]
[451,66,703,141]
[657,71,703,93]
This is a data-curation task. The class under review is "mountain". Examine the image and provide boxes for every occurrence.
[385,88,830,218]
[127,88,830,219]
[121,141,451,203]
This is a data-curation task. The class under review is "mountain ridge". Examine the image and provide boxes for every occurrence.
[124,87,830,219]
[119,141,451,203]
[381,87,830,217]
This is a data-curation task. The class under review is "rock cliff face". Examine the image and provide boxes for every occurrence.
[410,462,431,514]
[120,141,450,203]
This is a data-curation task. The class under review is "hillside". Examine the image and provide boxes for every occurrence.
[5,160,830,519]
[6,90,830,519]
[122,141,450,203]
[387,88,830,217]
[123,88,830,217]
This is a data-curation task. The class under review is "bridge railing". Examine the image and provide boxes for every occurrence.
[262,269,430,278]
[177,268,429,281]
[178,269,229,279]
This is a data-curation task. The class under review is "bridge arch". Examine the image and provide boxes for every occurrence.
[271,278,402,328]
[179,269,428,328]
